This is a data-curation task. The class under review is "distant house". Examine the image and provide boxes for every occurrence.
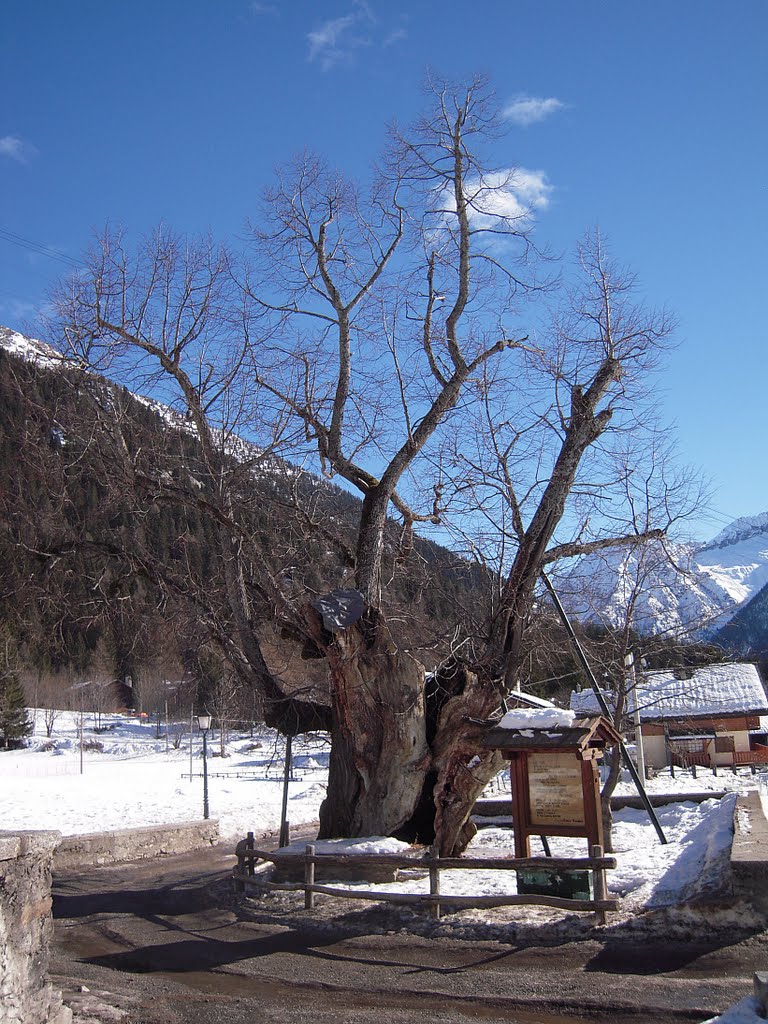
[570,663,768,770]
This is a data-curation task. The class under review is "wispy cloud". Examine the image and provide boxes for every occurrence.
[0,297,45,327]
[503,95,565,127]
[250,2,277,14]
[0,135,37,163]
[308,4,405,70]
[308,13,369,70]
[383,27,407,47]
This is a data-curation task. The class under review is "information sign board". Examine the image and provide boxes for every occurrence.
[528,751,585,828]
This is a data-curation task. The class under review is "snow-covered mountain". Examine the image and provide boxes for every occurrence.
[696,514,768,606]
[0,325,63,368]
[557,515,768,639]
[0,324,287,477]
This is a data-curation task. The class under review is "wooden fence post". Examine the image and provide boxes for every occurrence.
[305,844,315,910]
[429,843,441,920]
[235,840,244,892]
[247,831,255,877]
[591,844,607,926]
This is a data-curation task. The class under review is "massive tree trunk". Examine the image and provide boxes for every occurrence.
[316,610,431,839]
[429,664,507,856]
[316,627,510,856]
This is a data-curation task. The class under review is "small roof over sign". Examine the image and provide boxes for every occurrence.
[480,715,621,755]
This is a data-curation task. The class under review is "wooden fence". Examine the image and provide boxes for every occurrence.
[734,748,768,766]
[233,833,619,923]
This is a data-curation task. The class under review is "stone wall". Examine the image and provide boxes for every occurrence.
[731,790,768,915]
[53,818,219,872]
[0,831,71,1024]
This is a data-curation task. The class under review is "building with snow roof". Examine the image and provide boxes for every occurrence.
[569,662,768,770]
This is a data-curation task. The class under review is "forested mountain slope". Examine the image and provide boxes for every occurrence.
[0,326,488,706]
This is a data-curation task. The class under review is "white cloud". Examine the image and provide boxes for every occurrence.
[437,168,554,236]
[503,95,564,127]
[383,27,407,46]
[0,135,36,163]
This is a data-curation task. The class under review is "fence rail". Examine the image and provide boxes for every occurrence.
[734,750,768,765]
[233,834,619,922]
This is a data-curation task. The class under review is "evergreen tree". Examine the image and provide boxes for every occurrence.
[0,629,32,749]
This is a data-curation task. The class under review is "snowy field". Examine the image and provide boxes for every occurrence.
[3,710,766,1022]
[0,708,763,920]
[0,710,328,841]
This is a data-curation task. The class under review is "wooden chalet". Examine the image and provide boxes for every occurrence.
[570,663,768,769]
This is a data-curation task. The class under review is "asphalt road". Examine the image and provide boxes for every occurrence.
[50,842,768,1024]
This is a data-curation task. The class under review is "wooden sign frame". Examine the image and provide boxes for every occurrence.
[507,747,603,858]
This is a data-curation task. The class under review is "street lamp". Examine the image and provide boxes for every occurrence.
[197,713,212,820]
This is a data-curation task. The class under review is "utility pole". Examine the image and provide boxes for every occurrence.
[625,653,646,782]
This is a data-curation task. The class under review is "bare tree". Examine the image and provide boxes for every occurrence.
[45,75,701,853]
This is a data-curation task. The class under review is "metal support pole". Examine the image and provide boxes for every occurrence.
[201,729,210,820]
[305,844,315,910]
[541,572,667,845]
[279,734,293,848]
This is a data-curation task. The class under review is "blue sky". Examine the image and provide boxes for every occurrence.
[1,0,766,540]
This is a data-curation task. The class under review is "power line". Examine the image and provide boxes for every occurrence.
[0,228,82,269]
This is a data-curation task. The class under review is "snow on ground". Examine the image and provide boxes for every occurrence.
[1,710,328,840]
[1,709,764,921]
[703,998,765,1024]
[4,712,766,1023]
[314,795,737,913]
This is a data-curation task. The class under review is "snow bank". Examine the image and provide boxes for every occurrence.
[702,996,764,1023]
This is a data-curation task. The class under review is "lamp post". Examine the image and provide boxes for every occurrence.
[197,713,212,820]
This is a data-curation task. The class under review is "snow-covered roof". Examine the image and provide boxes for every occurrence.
[498,707,576,730]
[506,690,556,710]
[570,663,768,722]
